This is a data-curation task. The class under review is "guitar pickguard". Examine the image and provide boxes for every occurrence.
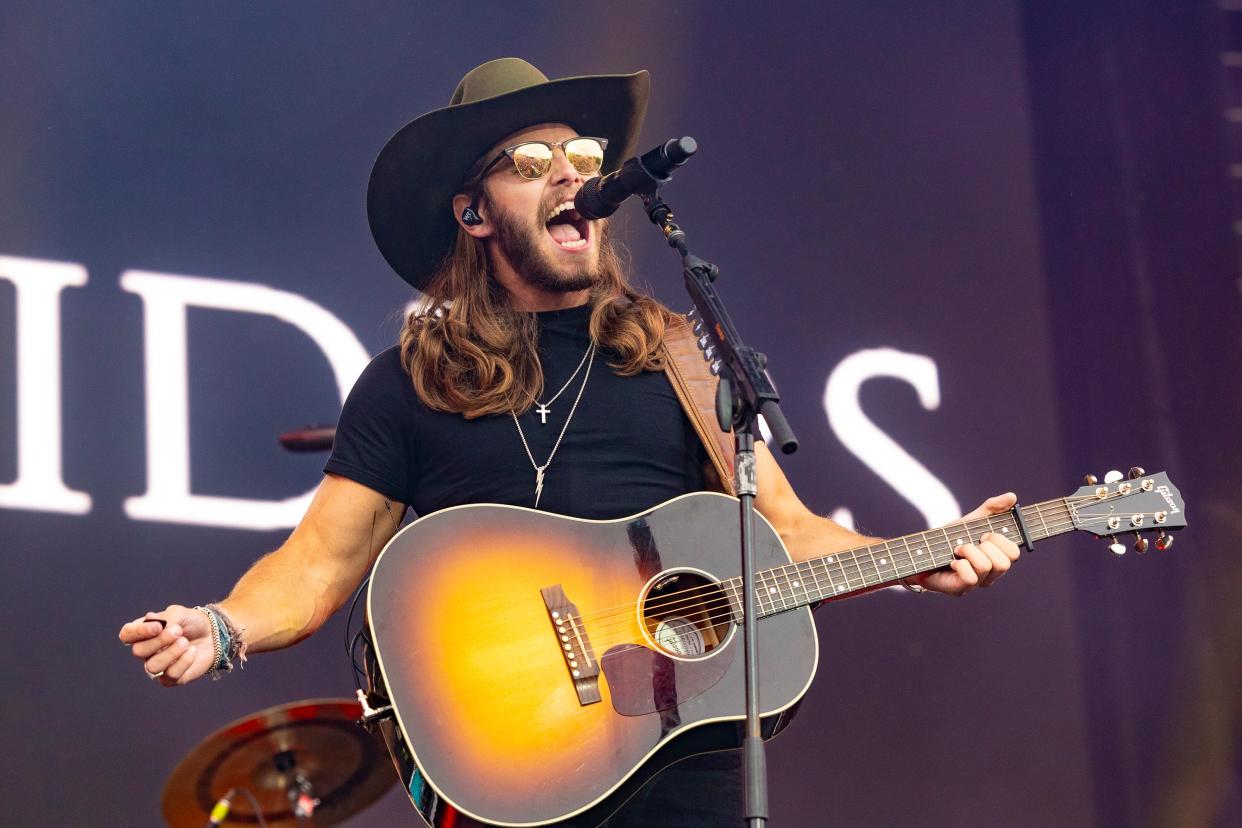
[600,641,734,718]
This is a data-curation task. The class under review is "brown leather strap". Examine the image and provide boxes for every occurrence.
[661,315,736,495]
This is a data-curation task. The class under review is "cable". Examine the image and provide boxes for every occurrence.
[234,787,268,828]
[343,574,372,692]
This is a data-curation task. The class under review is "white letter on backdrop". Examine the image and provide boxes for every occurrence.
[120,271,368,530]
[0,255,92,514]
[824,348,959,527]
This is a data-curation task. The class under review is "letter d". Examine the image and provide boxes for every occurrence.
[120,271,369,530]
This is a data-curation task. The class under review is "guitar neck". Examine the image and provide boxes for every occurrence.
[723,499,1074,618]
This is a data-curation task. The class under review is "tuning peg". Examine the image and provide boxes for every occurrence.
[687,308,697,319]
[1082,474,1098,486]
[710,360,723,376]
[1155,530,1174,552]
[692,320,704,336]
[703,346,716,362]
[1103,470,1124,484]
[1134,534,1149,554]
[1127,466,1146,480]
[1109,542,1127,556]
[697,334,711,350]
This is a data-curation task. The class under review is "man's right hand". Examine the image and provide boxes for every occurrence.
[118,606,215,687]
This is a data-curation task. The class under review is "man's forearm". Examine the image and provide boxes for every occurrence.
[780,512,879,563]
[213,476,405,655]
[776,512,893,603]
[215,540,356,653]
[120,475,407,685]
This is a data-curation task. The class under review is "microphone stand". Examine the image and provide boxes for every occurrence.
[636,173,799,828]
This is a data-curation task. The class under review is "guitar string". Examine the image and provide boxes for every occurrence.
[579,509,1166,654]
[435,495,1175,664]
[634,508,1160,627]
[566,487,1158,627]
[490,508,1165,660]
[565,495,1101,628]
[569,511,1100,635]
[567,504,1065,626]
[568,519,1075,644]
[579,527,1050,642]
[571,513,1036,629]
[472,490,1163,654]
[564,508,1166,643]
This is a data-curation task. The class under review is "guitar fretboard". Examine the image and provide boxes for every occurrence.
[721,500,1073,619]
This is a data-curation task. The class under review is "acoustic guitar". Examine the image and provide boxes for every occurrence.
[365,470,1185,827]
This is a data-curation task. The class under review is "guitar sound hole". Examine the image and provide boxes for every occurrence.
[641,570,733,660]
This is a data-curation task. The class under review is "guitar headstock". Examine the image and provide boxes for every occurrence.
[1068,467,1186,555]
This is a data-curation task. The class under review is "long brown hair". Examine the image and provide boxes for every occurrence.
[399,222,673,418]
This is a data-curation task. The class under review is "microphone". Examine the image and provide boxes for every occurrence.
[575,137,697,220]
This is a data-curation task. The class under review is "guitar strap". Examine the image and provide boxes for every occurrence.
[660,315,737,496]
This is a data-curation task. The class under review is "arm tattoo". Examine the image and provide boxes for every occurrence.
[382,499,401,531]
[368,499,403,556]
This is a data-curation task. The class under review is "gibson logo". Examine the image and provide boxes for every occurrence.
[653,574,681,591]
[1157,485,1181,514]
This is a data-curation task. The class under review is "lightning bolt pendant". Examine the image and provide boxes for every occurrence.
[534,466,546,508]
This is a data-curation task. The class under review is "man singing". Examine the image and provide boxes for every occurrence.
[119,58,1021,826]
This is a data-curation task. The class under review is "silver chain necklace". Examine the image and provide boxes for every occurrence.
[533,340,593,425]
[511,342,596,507]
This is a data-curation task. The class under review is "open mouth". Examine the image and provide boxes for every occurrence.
[544,201,590,250]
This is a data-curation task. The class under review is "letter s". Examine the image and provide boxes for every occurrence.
[823,349,960,527]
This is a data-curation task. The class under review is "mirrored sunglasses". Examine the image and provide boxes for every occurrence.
[479,137,609,182]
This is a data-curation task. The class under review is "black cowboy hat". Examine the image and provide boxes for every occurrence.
[367,58,650,291]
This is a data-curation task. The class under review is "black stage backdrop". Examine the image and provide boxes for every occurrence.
[1,2,1237,826]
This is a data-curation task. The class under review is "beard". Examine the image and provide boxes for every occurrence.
[488,200,602,294]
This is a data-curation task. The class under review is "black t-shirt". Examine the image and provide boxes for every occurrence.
[325,304,707,519]
[325,303,739,826]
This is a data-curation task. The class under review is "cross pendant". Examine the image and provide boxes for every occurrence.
[535,403,550,425]
[534,466,546,507]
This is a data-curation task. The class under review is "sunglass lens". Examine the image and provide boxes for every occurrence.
[512,143,553,179]
[565,138,605,175]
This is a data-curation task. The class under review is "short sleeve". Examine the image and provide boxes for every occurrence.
[324,347,416,504]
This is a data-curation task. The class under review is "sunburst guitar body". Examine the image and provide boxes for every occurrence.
[366,491,817,827]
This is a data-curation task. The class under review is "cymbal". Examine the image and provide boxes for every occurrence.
[162,697,396,827]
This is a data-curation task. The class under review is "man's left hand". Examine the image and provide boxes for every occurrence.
[908,493,1022,596]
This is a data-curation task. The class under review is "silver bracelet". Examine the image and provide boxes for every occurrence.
[194,606,227,678]
[899,577,926,594]
[195,604,246,678]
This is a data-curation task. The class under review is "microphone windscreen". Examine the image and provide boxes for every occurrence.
[666,136,697,166]
[574,177,618,220]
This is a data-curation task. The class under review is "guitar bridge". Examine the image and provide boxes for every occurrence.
[540,585,601,706]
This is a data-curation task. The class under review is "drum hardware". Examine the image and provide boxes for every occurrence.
[162,698,395,827]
